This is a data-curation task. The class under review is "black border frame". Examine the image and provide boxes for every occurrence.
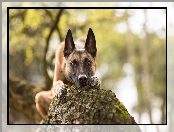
[7,6,167,126]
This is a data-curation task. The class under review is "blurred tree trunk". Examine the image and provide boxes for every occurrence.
[125,10,143,124]
[125,9,154,124]
[140,9,152,124]
[43,9,64,89]
[9,76,46,124]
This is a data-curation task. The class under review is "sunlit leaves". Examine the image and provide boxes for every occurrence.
[42,27,50,37]
[25,46,33,66]
[24,9,41,30]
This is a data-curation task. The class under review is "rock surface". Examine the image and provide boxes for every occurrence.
[42,85,138,125]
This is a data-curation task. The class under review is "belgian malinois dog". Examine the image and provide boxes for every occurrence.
[35,28,101,119]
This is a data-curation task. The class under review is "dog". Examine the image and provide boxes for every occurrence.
[35,28,101,119]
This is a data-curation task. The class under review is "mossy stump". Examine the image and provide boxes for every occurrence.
[41,85,138,125]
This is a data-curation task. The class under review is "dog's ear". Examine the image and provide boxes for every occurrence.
[64,29,75,57]
[85,28,97,57]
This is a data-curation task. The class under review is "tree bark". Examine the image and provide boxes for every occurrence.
[9,76,46,124]
[43,9,64,89]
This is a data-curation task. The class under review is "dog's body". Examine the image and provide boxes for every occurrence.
[35,28,100,119]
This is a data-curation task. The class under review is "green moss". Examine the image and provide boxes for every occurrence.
[114,101,129,118]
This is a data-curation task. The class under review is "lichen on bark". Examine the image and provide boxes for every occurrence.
[41,85,138,125]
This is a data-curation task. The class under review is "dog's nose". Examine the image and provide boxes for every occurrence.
[78,74,87,84]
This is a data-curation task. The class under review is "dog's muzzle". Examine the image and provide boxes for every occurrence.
[78,74,88,87]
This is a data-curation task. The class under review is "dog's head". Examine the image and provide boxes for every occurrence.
[63,28,97,88]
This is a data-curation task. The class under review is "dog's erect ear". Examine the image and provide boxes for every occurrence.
[85,28,97,57]
[64,29,75,57]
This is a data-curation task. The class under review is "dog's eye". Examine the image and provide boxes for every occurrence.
[70,62,74,65]
[70,60,77,67]
[70,62,75,66]
[87,60,92,65]
[84,58,92,65]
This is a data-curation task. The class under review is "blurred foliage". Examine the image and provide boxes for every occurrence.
[9,8,166,124]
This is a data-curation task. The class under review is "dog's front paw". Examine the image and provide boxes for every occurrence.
[54,84,68,98]
[89,76,101,89]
